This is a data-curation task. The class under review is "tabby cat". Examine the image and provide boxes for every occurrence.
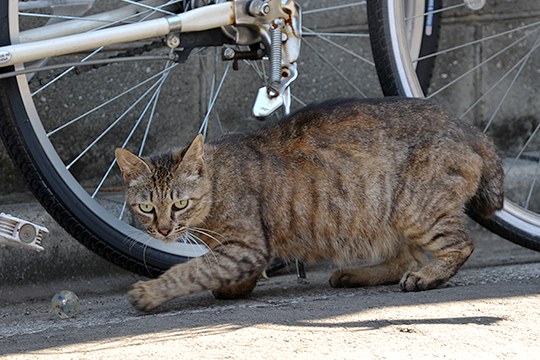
[115,97,503,312]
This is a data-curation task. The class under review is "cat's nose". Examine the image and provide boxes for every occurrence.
[158,227,172,236]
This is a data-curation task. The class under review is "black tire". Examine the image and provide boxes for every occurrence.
[368,0,441,96]
[367,0,540,252]
[0,76,189,277]
[0,2,192,276]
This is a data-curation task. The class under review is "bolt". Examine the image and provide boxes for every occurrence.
[267,86,280,98]
[273,18,285,28]
[249,0,271,17]
[166,33,180,48]
[223,47,236,60]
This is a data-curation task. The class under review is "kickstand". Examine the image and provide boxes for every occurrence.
[295,259,309,284]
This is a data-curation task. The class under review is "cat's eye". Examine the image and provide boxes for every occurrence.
[138,203,155,213]
[172,199,189,211]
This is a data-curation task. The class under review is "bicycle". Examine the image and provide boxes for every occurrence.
[0,0,538,279]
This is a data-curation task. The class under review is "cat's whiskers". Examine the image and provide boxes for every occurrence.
[185,231,220,267]
[183,233,218,290]
[122,228,161,277]
[122,231,139,253]
[188,227,225,247]
[189,226,225,239]
[186,227,225,270]
[175,229,218,264]
[142,241,151,275]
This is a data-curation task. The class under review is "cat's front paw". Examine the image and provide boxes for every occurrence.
[128,280,164,312]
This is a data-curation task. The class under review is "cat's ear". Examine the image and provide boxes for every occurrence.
[176,134,205,177]
[115,148,151,184]
[184,134,205,161]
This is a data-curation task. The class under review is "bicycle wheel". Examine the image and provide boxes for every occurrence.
[367,0,540,251]
[0,0,380,276]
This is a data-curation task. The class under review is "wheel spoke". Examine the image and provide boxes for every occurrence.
[18,0,91,11]
[24,2,175,93]
[119,0,175,15]
[414,20,540,63]
[29,51,172,96]
[31,47,104,97]
[119,75,163,220]
[405,3,465,21]
[458,31,540,121]
[47,63,177,136]
[303,32,369,38]
[459,45,540,121]
[244,59,269,83]
[507,121,540,176]
[18,12,132,23]
[198,62,231,139]
[291,93,307,107]
[200,49,226,136]
[303,38,368,98]
[524,158,540,209]
[426,28,538,99]
[66,67,177,169]
[302,26,374,66]
[92,61,173,198]
[302,1,366,15]
[482,37,540,133]
[0,54,169,80]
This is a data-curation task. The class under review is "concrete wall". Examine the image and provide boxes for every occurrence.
[0,1,378,195]
[0,0,540,282]
[2,2,539,198]
[1,1,539,196]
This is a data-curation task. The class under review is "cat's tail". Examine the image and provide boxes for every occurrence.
[468,137,504,218]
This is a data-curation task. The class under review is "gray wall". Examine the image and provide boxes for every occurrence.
[1,1,539,200]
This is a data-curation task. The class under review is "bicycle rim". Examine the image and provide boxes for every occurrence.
[368,0,540,251]
[0,0,381,275]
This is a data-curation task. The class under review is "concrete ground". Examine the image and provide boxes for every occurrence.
[1,215,539,359]
[1,2,540,358]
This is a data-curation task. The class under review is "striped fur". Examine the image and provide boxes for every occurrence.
[116,97,503,312]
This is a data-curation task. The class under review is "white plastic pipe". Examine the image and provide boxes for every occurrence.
[0,2,234,68]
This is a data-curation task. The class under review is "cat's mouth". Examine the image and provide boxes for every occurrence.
[149,227,189,243]
[147,224,217,247]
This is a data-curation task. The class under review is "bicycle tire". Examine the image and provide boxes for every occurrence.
[367,0,540,252]
[0,75,188,278]
[368,0,441,96]
[0,0,215,276]
[0,0,380,276]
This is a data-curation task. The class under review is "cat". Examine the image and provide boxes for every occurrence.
[115,97,504,312]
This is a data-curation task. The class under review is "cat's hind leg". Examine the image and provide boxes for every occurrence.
[329,244,429,288]
[212,275,260,300]
[399,214,474,291]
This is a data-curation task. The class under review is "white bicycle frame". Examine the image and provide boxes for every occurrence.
[0,0,301,116]
[0,2,235,66]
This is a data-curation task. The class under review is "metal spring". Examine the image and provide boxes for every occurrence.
[270,21,282,85]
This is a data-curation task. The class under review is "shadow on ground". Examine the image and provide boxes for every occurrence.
[1,259,538,356]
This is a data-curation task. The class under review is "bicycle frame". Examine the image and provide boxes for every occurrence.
[0,0,301,116]
[0,2,233,67]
